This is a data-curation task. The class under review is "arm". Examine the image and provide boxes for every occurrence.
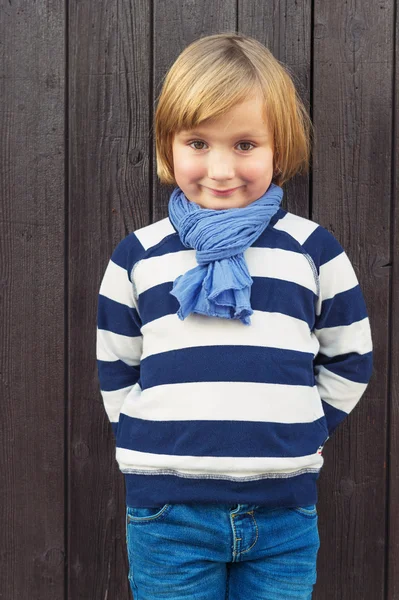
[96,236,143,439]
[313,238,373,436]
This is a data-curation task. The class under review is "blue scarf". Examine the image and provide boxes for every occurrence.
[167,183,284,325]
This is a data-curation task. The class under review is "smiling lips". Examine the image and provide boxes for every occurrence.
[207,186,241,196]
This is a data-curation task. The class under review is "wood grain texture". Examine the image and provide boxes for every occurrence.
[1,1,396,598]
[239,0,312,219]
[0,1,66,599]
[312,1,393,598]
[68,1,151,598]
[152,0,237,222]
[387,1,399,597]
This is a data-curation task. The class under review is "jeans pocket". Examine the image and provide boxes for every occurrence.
[289,505,317,518]
[126,504,172,524]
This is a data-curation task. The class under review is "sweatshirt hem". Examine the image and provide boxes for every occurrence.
[123,470,320,508]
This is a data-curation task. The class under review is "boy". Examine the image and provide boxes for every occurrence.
[97,32,373,599]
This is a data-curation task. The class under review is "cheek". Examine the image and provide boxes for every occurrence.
[242,153,274,181]
[174,155,204,181]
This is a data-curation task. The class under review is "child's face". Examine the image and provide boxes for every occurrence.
[171,94,274,210]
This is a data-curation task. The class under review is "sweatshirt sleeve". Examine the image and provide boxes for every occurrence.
[96,234,144,439]
[308,227,373,436]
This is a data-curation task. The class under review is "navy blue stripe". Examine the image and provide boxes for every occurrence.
[117,416,328,458]
[110,211,290,272]
[269,208,287,227]
[316,285,367,329]
[140,346,315,389]
[302,225,343,269]
[315,351,373,384]
[111,233,144,271]
[139,283,179,324]
[124,470,319,508]
[134,221,306,264]
[139,278,316,329]
[98,295,142,335]
[321,400,347,435]
[97,359,140,391]
[140,233,186,258]
[251,226,304,252]
[251,278,316,327]
[137,211,294,261]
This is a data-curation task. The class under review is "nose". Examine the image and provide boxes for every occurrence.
[207,150,235,181]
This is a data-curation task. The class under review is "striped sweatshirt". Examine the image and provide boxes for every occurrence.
[96,207,373,508]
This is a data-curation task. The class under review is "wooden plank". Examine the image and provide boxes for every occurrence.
[152,0,237,221]
[387,1,399,596]
[68,1,151,598]
[239,0,312,219]
[312,2,393,598]
[0,2,66,599]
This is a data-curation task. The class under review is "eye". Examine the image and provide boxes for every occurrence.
[189,140,207,150]
[237,142,255,152]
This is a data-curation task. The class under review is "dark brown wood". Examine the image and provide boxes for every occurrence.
[68,1,151,598]
[239,0,312,219]
[152,0,237,221]
[1,1,397,598]
[312,1,393,598]
[0,1,66,599]
[387,2,399,597]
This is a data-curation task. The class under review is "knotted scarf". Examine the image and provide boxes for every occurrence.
[167,183,284,325]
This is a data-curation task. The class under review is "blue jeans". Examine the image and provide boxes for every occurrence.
[126,503,319,599]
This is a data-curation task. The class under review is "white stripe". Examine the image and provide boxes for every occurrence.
[274,212,319,245]
[315,364,368,414]
[314,318,372,357]
[116,447,324,479]
[120,381,324,424]
[97,329,142,365]
[246,248,317,292]
[133,250,196,294]
[133,247,318,296]
[134,217,175,250]
[99,260,135,308]
[101,384,136,422]
[319,252,358,302]
[141,311,318,359]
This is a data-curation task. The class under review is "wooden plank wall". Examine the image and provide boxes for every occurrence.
[313,2,392,598]
[0,1,396,598]
[0,1,66,599]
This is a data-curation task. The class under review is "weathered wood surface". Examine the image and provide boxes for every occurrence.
[311,1,393,598]
[0,1,66,599]
[0,0,396,598]
[387,2,399,598]
[68,1,151,598]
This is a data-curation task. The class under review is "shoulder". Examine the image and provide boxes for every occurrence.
[273,210,345,269]
[110,217,178,277]
[134,217,177,251]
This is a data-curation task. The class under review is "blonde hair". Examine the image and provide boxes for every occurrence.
[155,33,313,188]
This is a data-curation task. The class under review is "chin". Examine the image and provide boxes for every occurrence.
[203,199,250,210]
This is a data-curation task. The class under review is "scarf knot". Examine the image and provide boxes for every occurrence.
[168,183,283,325]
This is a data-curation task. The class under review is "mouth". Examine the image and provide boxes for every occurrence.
[207,186,241,197]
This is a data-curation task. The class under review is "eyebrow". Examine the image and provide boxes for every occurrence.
[178,130,268,139]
